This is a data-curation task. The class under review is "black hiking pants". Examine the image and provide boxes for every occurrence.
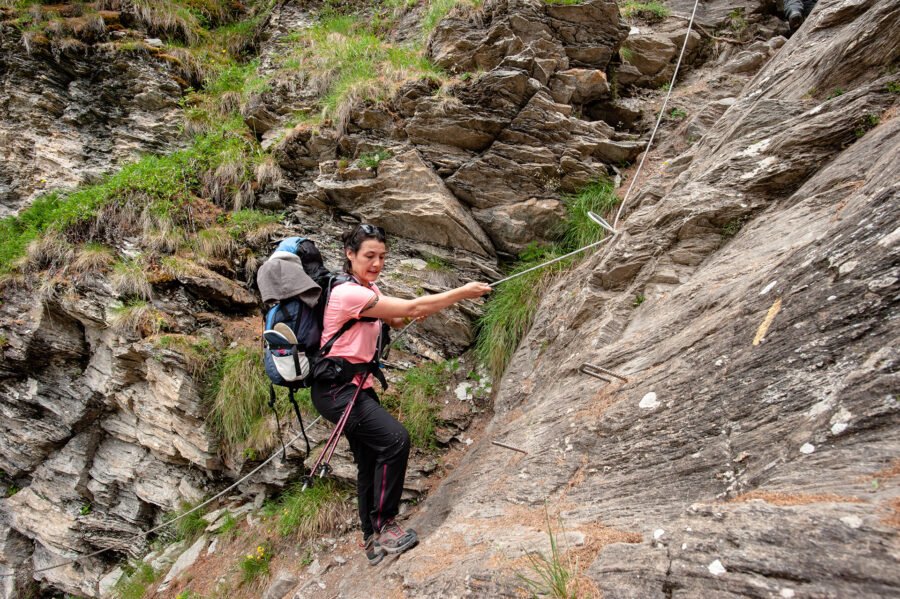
[311,380,410,537]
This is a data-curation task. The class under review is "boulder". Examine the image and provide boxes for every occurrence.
[428,0,626,75]
[315,149,495,256]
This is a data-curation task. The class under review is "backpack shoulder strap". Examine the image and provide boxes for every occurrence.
[318,317,360,357]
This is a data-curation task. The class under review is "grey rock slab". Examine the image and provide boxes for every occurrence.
[158,534,208,591]
[316,149,494,256]
[262,571,300,599]
[98,566,125,599]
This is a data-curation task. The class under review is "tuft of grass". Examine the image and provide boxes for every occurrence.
[266,479,351,539]
[619,46,633,62]
[476,244,568,380]
[477,179,618,380]
[205,345,273,450]
[559,178,619,251]
[153,334,217,380]
[633,293,645,307]
[669,107,687,120]
[114,562,158,599]
[381,360,455,449]
[727,7,747,33]
[112,259,153,299]
[254,154,284,189]
[164,500,209,543]
[827,88,844,99]
[22,230,74,272]
[887,81,900,94]
[422,0,483,37]
[216,512,238,538]
[620,1,670,20]
[425,255,452,272]
[131,0,203,45]
[71,242,117,274]
[239,544,272,584]
[194,226,235,261]
[225,209,282,245]
[109,299,169,336]
[517,508,578,599]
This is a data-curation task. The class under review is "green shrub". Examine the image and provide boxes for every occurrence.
[669,107,687,120]
[356,149,392,169]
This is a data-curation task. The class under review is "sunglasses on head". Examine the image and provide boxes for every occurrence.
[356,223,385,237]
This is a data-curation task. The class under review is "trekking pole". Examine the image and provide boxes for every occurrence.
[301,373,370,491]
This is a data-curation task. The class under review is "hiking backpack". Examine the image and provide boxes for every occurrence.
[256,236,387,457]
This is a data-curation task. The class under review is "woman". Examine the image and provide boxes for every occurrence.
[312,223,491,565]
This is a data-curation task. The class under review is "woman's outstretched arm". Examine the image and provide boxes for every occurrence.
[361,282,491,321]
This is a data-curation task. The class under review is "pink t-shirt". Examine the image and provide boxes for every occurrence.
[321,281,382,388]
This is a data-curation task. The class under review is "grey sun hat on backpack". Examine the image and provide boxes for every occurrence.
[257,251,321,307]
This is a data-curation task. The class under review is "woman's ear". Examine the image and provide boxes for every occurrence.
[345,248,354,262]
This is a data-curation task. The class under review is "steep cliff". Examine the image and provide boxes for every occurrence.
[0,0,897,597]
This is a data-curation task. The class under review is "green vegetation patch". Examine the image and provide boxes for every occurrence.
[274,11,444,128]
[477,179,619,380]
[205,345,270,449]
[422,0,483,37]
[163,499,209,542]
[0,121,255,275]
[114,562,159,599]
[266,479,350,539]
[381,360,456,449]
[621,1,670,21]
[517,509,579,599]
[239,543,272,584]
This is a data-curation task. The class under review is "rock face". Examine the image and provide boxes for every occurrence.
[327,0,900,596]
[0,289,217,595]
[0,25,184,217]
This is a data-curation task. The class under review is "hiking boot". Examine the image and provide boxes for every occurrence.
[362,533,385,566]
[787,9,804,30]
[377,519,418,554]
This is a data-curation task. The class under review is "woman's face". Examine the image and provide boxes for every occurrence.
[347,239,387,285]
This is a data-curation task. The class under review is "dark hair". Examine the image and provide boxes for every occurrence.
[342,223,387,273]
